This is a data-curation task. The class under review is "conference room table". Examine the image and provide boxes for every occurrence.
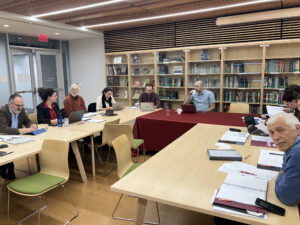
[111,123,299,225]
[0,108,156,182]
[134,109,253,151]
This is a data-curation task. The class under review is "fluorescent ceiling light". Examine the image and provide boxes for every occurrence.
[32,0,124,18]
[83,0,277,28]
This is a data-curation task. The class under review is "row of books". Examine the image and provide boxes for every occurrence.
[224,90,260,103]
[264,91,284,104]
[210,90,220,101]
[107,77,128,86]
[107,65,128,76]
[265,59,300,73]
[224,76,251,88]
[131,54,154,64]
[159,91,179,99]
[133,67,154,75]
[264,76,288,88]
[158,65,184,75]
[159,77,184,87]
[188,78,220,88]
[189,63,220,74]
[224,62,246,74]
[157,53,185,63]
[112,88,128,98]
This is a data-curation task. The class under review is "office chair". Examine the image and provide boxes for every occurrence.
[88,102,97,112]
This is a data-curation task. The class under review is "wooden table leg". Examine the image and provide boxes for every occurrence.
[71,141,88,182]
[90,135,95,176]
[134,198,147,225]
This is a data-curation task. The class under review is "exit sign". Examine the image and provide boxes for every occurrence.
[38,34,48,42]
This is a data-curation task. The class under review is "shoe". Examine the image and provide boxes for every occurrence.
[6,168,15,180]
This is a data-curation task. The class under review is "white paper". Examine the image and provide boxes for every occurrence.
[83,112,99,118]
[208,150,241,157]
[86,119,105,123]
[213,206,267,219]
[266,105,284,117]
[218,161,278,181]
[258,149,284,168]
[220,131,249,144]
[216,174,267,206]
[0,135,36,145]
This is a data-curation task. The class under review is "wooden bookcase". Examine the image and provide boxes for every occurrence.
[105,39,300,113]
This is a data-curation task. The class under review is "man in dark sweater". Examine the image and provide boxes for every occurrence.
[0,94,37,180]
[138,83,160,108]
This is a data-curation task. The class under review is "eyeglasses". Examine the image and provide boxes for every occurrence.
[11,102,24,108]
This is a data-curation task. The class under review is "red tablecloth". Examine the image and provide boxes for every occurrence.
[134,109,252,151]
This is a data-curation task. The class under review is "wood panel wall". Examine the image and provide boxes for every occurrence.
[104,17,300,53]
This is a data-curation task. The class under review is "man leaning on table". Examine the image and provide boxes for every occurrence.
[183,80,215,112]
[267,112,300,206]
[0,94,37,180]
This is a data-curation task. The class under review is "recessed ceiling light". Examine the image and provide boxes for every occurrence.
[55,32,60,35]
[32,0,124,18]
[3,24,10,28]
[83,0,276,29]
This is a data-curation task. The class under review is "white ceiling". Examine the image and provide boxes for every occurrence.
[0,10,102,40]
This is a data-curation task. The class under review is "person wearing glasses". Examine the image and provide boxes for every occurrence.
[0,93,37,180]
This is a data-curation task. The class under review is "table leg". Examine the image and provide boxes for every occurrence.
[90,135,95,176]
[134,198,147,225]
[71,141,88,182]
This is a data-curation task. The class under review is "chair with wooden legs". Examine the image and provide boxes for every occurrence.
[107,124,145,162]
[7,139,79,225]
[94,118,120,176]
[228,103,249,114]
[111,134,160,225]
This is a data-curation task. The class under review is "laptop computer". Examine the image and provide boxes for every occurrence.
[112,102,125,111]
[181,104,197,113]
[140,102,155,111]
[69,110,85,124]
[244,115,269,136]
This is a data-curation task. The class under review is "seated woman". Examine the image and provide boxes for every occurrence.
[36,88,60,124]
[96,87,116,111]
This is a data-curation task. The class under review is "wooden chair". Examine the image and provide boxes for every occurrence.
[7,139,78,225]
[28,112,38,124]
[228,103,249,113]
[107,124,144,162]
[111,135,159,225]
[94,119,120,176]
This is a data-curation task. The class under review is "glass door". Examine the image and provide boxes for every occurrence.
[36,50,64,107]
[10,49,37,113]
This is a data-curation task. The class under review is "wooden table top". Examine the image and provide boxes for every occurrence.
[111,123,299,225]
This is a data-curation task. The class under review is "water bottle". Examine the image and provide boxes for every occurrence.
[135,101,140,110]
[64,117,69,127]
[58,114,63,127]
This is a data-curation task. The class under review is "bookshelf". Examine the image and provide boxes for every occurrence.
[105,39,300,113]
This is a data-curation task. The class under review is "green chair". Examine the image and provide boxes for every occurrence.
[107,124,145,162]
[111,134,159,225]
[7,139,79,225]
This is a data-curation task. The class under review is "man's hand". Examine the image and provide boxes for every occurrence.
[30,124,38,130]
[50,119,58,125]
[189,90,196,95]
[19,127,35,134]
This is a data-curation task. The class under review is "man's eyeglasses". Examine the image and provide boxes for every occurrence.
[11,102,24,108]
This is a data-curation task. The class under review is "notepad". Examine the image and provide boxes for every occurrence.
[257,149,284,172]
[219,131,249,145]
[207,149,242,161]
[0,135,36,145]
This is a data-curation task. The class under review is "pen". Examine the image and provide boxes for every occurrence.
[244,155,251,160]
[240,171,257,176]
[269,152,283,156]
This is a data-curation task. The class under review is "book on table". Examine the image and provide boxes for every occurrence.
[207,149,242,161]
[257,149,284,172]
[251,136,276,148]
[0,135,36,145]
[212,174,268,218]
[218,131,249,145]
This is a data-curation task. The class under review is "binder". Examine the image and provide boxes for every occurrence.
[207,149,242,161]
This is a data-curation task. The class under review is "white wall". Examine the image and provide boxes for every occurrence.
[69,35,105,106]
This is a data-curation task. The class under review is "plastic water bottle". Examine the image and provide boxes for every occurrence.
[58,114,63,127]
[135,101,140,110]
[64,117,69,127]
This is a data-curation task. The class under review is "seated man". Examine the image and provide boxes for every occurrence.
[63,83,88,116]
[183,80,215,112]
[138,83,160,108]
[0,94,37,180]
[267,112,300,206]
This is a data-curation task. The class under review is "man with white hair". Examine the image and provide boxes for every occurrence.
[63,83,87,116]
[183,80,215,112]
[267,112,300,206]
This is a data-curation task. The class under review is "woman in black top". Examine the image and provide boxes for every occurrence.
[36,88,60,124]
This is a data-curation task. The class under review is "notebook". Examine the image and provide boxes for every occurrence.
[0,135,36,145]
[257,149,284,172]
[219,131,249,145]
[207,149,242,161]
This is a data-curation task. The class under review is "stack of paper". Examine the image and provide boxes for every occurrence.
[0,135,36,145]
[219,131,249,145]
[83,112,99,118]
[257,149,284,172]
[266,105,284,117]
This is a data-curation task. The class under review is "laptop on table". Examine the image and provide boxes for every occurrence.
[112,102,125,111]
[140,102,155,111]
[181,104,197,113]
[244,115,268,136]
[69,110,85,124]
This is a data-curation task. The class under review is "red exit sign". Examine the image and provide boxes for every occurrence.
[38,34,48,42]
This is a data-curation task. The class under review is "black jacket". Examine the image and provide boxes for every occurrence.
[36,102,60,124]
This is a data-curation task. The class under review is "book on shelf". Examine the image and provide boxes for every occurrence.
[264,91,284,104]
[158,65,169,74]
[224,62,245,73]
[107,65,128,76]
[133,68,140,75]
[113,56,122,64]
[264,76,287,88]
[173,65,183,74]
[224,90,260,103]
[133,89,142,99]
[159,91,178,99]
[201,49,210,60]
[190,63,220,74]
[142,68,148,74]
[160,77,184,87]
[266,59,300,73]
[131,54,140,64]
[133,78,141,87]
[143,78,151,87]
[112,87,119,97]
[107,76,120,86]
